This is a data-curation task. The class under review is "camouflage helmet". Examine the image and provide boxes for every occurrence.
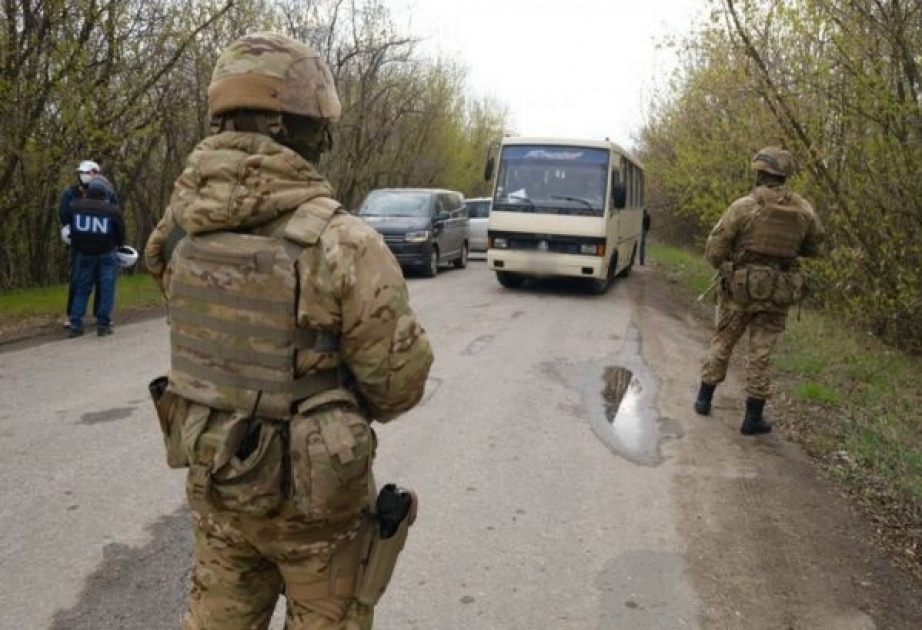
[751,146,794,178]
[208,32,341,122]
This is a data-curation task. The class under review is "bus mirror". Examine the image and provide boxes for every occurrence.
[612,183,627,209]
[484,156,495,181]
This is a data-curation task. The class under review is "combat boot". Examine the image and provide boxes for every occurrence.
[740,397,772,435]
[694,382,716,415]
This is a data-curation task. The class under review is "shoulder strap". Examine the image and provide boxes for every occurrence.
[162,224,188,267]
[281,197,342,246]
[164,196,342,265]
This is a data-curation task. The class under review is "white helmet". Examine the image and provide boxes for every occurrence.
[60,225,72,245]
[77,160,101,173]
[116,245,139,268]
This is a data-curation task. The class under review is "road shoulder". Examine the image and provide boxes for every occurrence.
[631,264,922,629]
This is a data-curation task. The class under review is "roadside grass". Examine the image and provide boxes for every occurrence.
[0,272,163,332]
[777,311,922,506]
[649,240,922,572]
[648,242,716,297]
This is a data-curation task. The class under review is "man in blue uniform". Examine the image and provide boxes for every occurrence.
[61,178,125,337]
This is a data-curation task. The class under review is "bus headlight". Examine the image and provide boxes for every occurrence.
[491,237,508,249]
[405,230,430,243]
[580,243,604,256]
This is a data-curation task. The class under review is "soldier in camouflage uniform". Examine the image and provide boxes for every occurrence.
[144,33,433,629]
[693,146,824,435]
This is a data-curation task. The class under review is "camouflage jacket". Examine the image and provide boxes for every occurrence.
[704,184,824,312]
[145,132,433,421]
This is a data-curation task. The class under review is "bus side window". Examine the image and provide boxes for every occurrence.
[611,170,627,209]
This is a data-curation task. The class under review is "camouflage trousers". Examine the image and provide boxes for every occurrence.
[181,497,373,630]
[700,306,788,399]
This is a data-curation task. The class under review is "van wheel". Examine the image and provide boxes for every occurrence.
[496,271,526,289]
[453,242,469,269]
[422,247,439,278]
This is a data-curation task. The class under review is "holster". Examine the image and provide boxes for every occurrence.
[355,484,418,606]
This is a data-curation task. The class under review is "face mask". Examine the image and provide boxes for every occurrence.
[79,174,93,185]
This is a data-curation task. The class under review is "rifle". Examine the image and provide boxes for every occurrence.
[697,272,720,302]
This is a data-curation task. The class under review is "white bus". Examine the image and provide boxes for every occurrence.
[484,136,644,294]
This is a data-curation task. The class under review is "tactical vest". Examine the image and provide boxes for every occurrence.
[166,197,342,419]
[737,187,807,261]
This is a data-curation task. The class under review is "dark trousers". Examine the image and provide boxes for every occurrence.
[66,249,101,318]
[69,250,118,330]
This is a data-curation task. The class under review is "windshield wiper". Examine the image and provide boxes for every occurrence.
[551,195,595,213]
[498,195,536,212]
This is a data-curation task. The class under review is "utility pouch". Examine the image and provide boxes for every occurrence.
[355,484,418,606]
[289,402,375,520]
[771,270,806,306]
[730,268,751,305]
[148,375,187,469]
[745,264,777,302]
[207,420,286,516]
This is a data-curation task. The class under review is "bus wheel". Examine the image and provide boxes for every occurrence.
[496,271,526,289]
[589,255,616,294]
[588,276,610,295]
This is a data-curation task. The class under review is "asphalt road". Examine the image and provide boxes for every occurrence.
[2,258,921,629]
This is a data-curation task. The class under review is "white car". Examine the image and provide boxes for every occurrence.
[465,197,491,252]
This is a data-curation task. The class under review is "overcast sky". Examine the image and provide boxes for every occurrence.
[387,0,704,149]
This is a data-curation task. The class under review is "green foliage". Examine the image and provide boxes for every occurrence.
[0,0,507,289]
[647,241,715,296]
[638,0,922,351]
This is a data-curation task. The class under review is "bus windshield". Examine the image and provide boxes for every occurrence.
[492,145,609,216]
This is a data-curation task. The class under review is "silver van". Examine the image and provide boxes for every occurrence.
[356,188,470,277]
[465,197,491,252]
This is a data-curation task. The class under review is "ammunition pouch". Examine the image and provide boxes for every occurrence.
[745,264,776,301]
[771,270,807,306]
[289,392,376,521]
[728,265,805,307]
[355,485,418,606]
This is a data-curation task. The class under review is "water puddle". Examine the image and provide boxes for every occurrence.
[554,324,681,466]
